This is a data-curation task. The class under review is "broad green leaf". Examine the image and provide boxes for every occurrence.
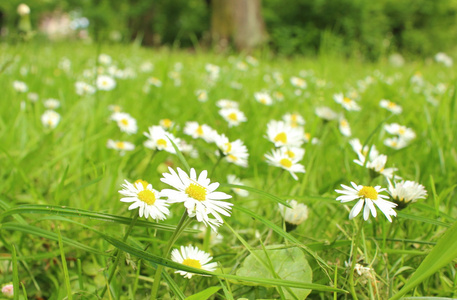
[184,286,221,300]
[237,247,312,299]
[389,220,457,300]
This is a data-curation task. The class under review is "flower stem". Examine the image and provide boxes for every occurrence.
[348,218,364,300]
[210,152,224,178]
[150,210,190,299]
[99,213,138,298]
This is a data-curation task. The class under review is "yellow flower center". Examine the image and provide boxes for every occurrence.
[224,142,232,153]
[182,258,202,269]
[120,119,129,126]
[157,139,167,147]
[161,119,172,128]
[115,141,125,149]
[280,158,292,168]
[185,183,207,201]
[196,125,204,136]
[358,186,378,200]
[286,150,295,158]
[291,114,298,121]
[399,128,406,135]
[134,179,149,189]
[274,132,287,144]
[340,119,348,127]
[343,97,352,103]
[228,154,238,161]
[138,189,156,205]
[228,112,238,121]
[387,102,396,108]
[260,98,267,104]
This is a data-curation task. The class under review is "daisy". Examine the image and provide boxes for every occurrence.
[143,125,181,154]
[290,76,307,89]
[75,81,96,96]
[384,123,416,142]
[254,92,273,106]
[335,182,397,222]
[98,54,112,65]
[315,106,338,121]
[282,112,305,128]
[379,99,402,114]
[111,112,138,135]
[216,99,239,109]
[265,148,305,180]
[333,93,361,111]
[159,118,175,130]
[183,122,217,143]
[354,154,399,180]
[387,180,427,209]
[161,167,233,232]
[195,90,208,102]
[44,98,60,110]
[13,80,28,93]
[273,91,285,102]
[27,92,39,102]
[266,120,304,148]
[171,245,217,279]
[338,117,352,137]
[349,138,379,162]
[278,199,308,231]
[118,180,169,220]
[219,108,247,127]
[107,139,135,155]
[214,134,249,167]
[179,140,199,158]
[281,146,305,161]
[96,75,116,91]
[435,52,453,67]
[384,137,408,150]
[227,175,249,197]
[41,110,61,129]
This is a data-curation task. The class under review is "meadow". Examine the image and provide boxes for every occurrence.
[0,41,456,300]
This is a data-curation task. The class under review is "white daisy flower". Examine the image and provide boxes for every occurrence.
[214,134,249,167]
[266,120,304,148]
[98,54,112,65]
[161,167,233,232]
[387,180,427,209]
[349,138,379,162]
[315,106,338,121]
[290,76,307,89]
[44,98,60,110]
[338,117,352,137]
[227,175,249,197]
[379,99,402,114]
[281,146,305,161]
[384,123,416,142]
[282,112,305,128]
[278,199,308,227]
[195,90,208,102]
[171,245,217,279]
[335,182,397,222]
[41,110,61,129]
[384,137,408,150]
[111,112,138,135]
[354,154,399,180]
[159,118,175,130]
[96,75,116,91]
[118,180,169,220]
[254,92,273,106]
[265,148,305,180]
[179,140,199,158]
[183,122,217,143]
[219,108,247,127]
[107,139,135,156]
[216,99,239,109]
[333,93,361,111]
[143,125,181,154]
[13,80,28,93]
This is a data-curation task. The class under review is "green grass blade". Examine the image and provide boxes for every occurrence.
[389,220,457,299]
[220,183,292,207]
[397,211,450,227]
[57,227,73,300]
[167,135,190,172]
[184,286,221,300]
[12,245,19,300]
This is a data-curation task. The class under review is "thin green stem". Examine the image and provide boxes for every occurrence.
[348,218,364,300]
[151,210,190,300]
[210,152,224,178]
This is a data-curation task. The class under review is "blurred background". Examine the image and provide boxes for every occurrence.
[1,0,457,60]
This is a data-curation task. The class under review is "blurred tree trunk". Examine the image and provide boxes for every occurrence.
[128,1,156,46]
[211,0,267,51]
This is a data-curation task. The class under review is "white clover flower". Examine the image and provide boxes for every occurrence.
[379,99,402,114]
[266,120,305,148]
[278,199,308,226]
[315,106,338,121]
[227,175,249,197]
[119,180,169,220]
[43,98,60,110]
[171,245,217,279]
[254,92,273,106]
[161,167,233,232]
[111,112,138,135]
[219,108,247,127]
[107,139,135,156]
[335,182,397,222]
[214,134,249,167]
[41,110,61,129]
[265,148,305,180]
[387,180,427,209]
[96,75,116,91]
[143,125,181,154]
[333,93,361,111]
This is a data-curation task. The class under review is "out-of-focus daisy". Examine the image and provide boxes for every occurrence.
[75,81,96,96]
[282,112,305,128]
[184,122,217,143]
[161,167,233,232]
[349,138,379,162]
[205,63,220,81]
[111,112,138,135]
[214,134,249,167]
[13,80,28,92]
[216,99,239,109]
[384,123,416,142]
[266,120,304,148]
[143,125,181,154]
[354,154,399,180]
[435,52,453,67]
[119,180,169,220]
[281,146,305,161]
[384,137,408,150]
[290,76,307,89]
[254,92,273,106]
[108,105,122,113]
[147,77,162,87]
[246,55,258,66]
[273,91,284,102]
[159,118,175,130]
[279,199,308,231]
[236,61,248,71]
[41,110,61,129]
[273,72,284,85]
[96,75,116,91]
[335,182,397,222]
[227,174,249,197]
[410,72,424,86]
[333,93,361,111]
[315,106,338,121]
[171,245,217,279]
[265,148,305,180]
[44,98,60,110]
[379,99,402,114]
[98,54,112,65]
[195,90,208,102]
[387,180,427,209]
[27,92,39,102]
[179,140,199,158]
[140,61,154,73]
[338,117,352,137]
[219,108,247,127]
[107,139,135,155]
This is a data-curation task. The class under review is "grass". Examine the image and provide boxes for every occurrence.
[0,40,456,299]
